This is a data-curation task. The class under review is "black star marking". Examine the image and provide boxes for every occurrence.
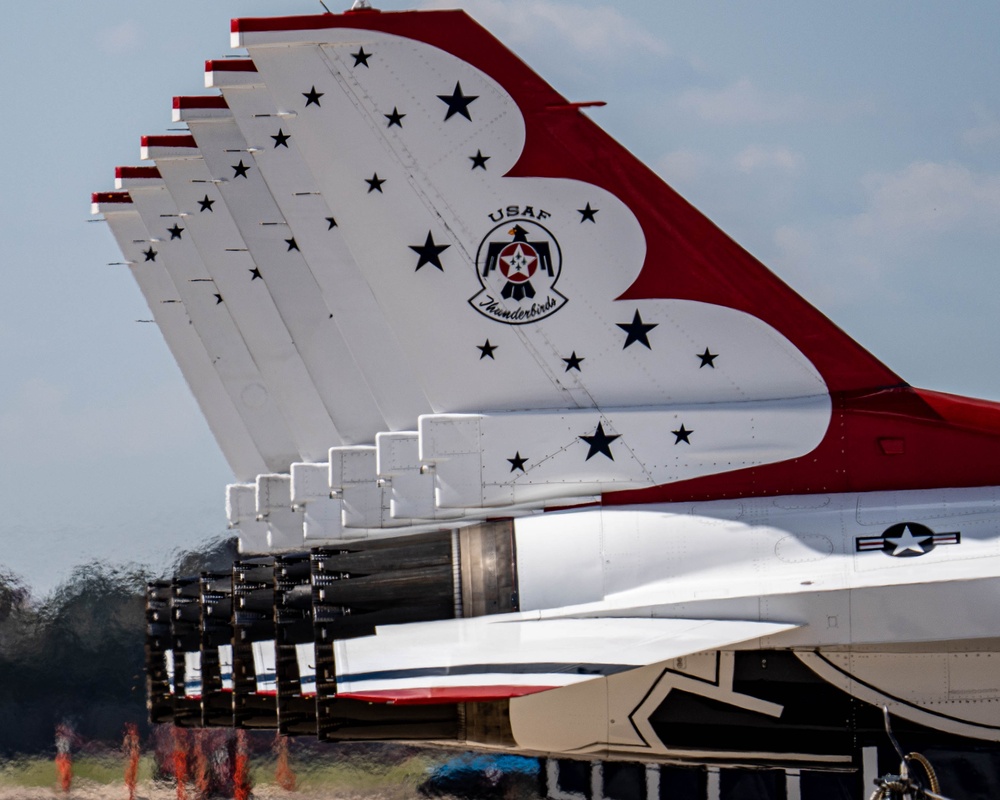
[167,224,184,240]
[562,352,584,372]
[271,129,290,148]
[698,348,718,368]
[578,202,599,223]
[232,160,251,179]
[507,452,528,473]
[408,231,450,271]
[352,47,372,68]
[617,310,658,350]
[214,293,224,305]
[143,247,157,262]
[285,238,299,252]
[469,150,490,170]
[580,422,621,461]
[365,173,386,193]
[249,267,262,281]
[198,195,215,212]
[672,424,693,445]
[303,86,324,107]
[325,217,338,230]
[477,340,497,359]
[438,81,478,121]
[384,107,406,128]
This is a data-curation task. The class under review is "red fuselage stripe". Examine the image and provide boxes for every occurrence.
[338,685,555,705]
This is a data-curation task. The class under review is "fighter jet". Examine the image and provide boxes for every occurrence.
[93,4,1000,788]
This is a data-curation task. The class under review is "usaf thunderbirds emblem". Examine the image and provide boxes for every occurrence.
[855,522,960,557]
[470,220,567,324]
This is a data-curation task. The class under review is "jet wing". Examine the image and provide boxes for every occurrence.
[332,615,797,704]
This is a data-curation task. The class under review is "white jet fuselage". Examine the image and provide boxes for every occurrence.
[500,485,1000,758]
[515,486,999,651]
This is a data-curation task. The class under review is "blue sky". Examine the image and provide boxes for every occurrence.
[2,0,999,592]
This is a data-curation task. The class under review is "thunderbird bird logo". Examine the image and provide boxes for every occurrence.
[470,220,566,324]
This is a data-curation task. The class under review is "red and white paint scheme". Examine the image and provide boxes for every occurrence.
[95,5,1000,768]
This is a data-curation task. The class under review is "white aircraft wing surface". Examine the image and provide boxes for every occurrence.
[333,615,797,704]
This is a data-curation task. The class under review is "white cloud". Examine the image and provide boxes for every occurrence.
[771,223,882,307]
[677,77,810,124]
[656,146,804,208]
[676,77,872,126]
[962,104,1000,147]
[855,161,1000,237]
[734,145,804,174]
[420,0,669,59]
[97,21,142,55]
[964,122,1000,147]
[772,225,815,271]
[654,146,806,259]
[658,148,714,184]
[771,160,1000,306]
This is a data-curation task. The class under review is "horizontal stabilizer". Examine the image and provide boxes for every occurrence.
[333,616,796,704]
[421,400,829,508]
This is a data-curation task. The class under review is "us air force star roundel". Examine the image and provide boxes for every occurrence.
[855,522,960,557]
[470,220,567,324]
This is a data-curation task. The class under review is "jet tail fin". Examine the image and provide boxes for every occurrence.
[233,9,901,404]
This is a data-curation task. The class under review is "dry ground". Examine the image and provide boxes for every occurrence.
[0,783,414,800]
[0,753,442,800]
